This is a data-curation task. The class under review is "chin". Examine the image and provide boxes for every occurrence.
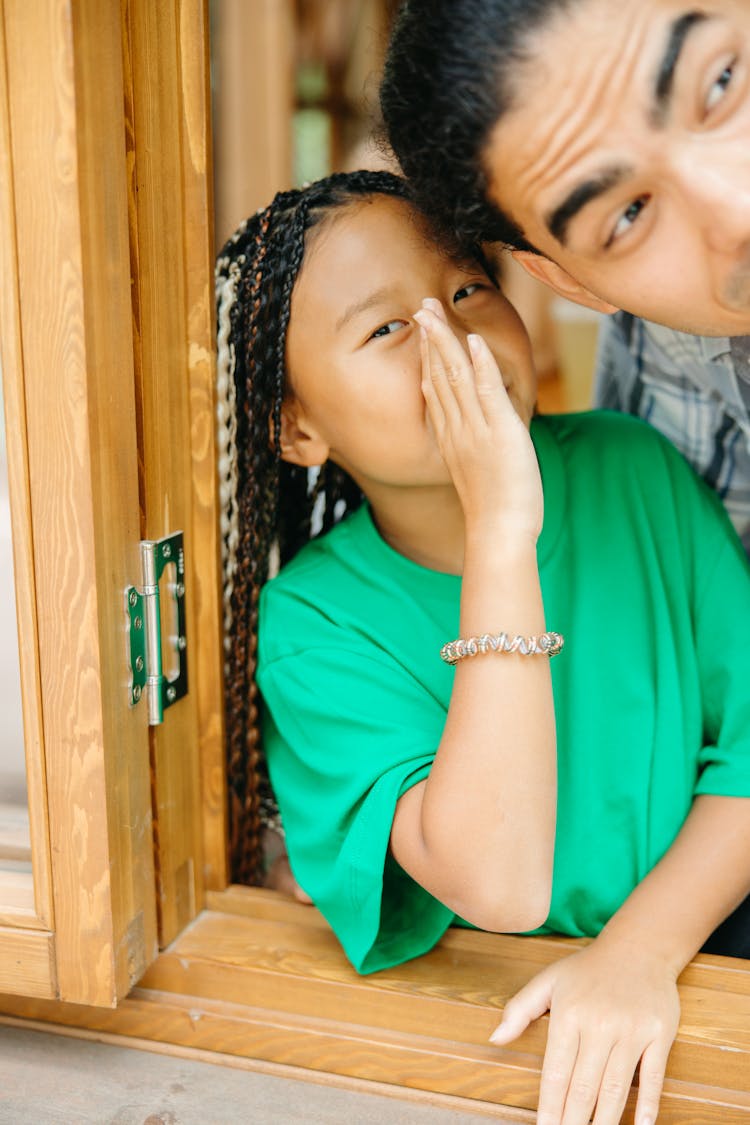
[646,307,750,338]
[721,305,750,337]
[687,316,750,338]
[674,290,750,337]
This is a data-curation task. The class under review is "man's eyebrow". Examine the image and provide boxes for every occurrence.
[335,287,393,332]
[545,165,632,246]
[652,11,710,126]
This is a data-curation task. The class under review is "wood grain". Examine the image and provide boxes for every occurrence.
[0,804,31,863]
[0,871,36,924]
[0,926,55,998]
[177,0,229,893]
[122,0,205,945]
[1,0,158,1004]
[1,893,748,1120]
[0,1014,534,1123]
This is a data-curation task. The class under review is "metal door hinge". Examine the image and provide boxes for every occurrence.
[126,531,188,725]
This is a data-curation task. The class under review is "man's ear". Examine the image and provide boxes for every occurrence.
[276,399,330,468]
[511,251,619,316]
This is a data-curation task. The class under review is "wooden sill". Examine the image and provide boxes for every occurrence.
[0,887,749,1122]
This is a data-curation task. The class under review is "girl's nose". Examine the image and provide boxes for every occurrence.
[421,297,470,350]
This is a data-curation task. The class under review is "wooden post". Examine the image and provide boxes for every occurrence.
[1,0,158,1004]
[212,0,295,248]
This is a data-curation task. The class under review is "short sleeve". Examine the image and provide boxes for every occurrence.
[671,454,750,796]
[693,520,750,797]
[259,641,455,974]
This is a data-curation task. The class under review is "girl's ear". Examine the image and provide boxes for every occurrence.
[277,399,330,468]
[510,251,619,316]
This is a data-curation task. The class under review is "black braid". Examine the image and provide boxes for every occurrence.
[216,170,412,883]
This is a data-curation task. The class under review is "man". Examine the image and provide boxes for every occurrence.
[380,5,750,1125]
[381,0,750,551]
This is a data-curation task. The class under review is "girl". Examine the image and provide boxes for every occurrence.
[216,171,750,1125]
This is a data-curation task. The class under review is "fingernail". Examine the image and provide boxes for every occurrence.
[413,310,428,327]
[422,297,442,314]
[467,333,482,356]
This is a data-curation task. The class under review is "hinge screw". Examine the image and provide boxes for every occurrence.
[162,544,172,559]
[135,656,144,672]
[176,582,185,598]
[166,685,177,702]
[177,635,187,651]
[128,590,138,607]
[133,685,142,702]
[134,616,143,631]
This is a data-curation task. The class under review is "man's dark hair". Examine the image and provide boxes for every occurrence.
[380,0,571,255]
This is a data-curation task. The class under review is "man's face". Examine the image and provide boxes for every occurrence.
[484,0,750,336]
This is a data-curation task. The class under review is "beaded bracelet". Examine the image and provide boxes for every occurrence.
[440,631,564,665]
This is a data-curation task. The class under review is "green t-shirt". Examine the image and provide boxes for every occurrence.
[258,412,750,974]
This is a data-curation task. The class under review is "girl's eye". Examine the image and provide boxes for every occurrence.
[454,282,482,303]
[369,319,407,340]
[705,60,735,113]
[608,196,649,246]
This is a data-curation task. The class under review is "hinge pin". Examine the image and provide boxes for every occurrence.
[126,531,188,724]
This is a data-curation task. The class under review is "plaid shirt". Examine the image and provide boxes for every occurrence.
[595,312,750,556]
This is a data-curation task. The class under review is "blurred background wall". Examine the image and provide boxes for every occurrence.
[211,0,397,249]
[210,0,602,413]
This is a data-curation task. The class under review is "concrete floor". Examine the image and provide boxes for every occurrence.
[0,1025,511,1124]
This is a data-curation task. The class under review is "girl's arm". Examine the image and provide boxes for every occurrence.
[389,301,557,932]
[490,793,750,1125]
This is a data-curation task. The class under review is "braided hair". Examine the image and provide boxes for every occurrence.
[216,170,412,884]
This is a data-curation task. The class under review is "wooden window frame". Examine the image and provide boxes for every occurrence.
[1,889,750,1122]
[0,2,748,1121]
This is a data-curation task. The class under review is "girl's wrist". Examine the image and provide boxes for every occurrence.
[595,921,689,983]
[464,522,540,560]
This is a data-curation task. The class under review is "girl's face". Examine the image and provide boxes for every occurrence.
[283,195,537,495]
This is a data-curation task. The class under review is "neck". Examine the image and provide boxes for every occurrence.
[365,484,466,574]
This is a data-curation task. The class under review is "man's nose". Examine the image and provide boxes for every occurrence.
[678,158,750,254]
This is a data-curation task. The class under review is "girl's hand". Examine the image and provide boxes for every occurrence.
[413,298,542,541]
[489,938,681,1125]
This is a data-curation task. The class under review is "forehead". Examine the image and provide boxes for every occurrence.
[484,0,745,232]
[301,195,423,272]
[293,195,467,308]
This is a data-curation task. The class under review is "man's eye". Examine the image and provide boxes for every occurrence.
[609,196,648,245]
[369,319,407,340]
[705,60,735,112]
[454,283,482,303]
